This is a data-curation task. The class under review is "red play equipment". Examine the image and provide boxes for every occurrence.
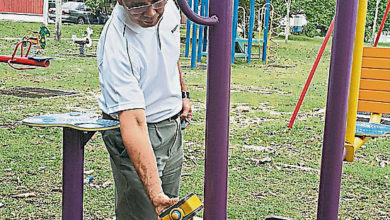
[374,0,390,47]
[0,41,53,71]
[288,18,335,128]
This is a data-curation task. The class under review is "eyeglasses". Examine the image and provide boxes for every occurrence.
[124,0,167,16]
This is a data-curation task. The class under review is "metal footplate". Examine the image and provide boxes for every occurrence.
[355,121,390,137]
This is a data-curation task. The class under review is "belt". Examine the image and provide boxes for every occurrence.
[102,112,180,123]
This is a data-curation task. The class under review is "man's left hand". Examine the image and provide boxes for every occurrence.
[181,98,192,127]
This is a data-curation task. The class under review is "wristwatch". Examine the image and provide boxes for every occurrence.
[182,91,190,99]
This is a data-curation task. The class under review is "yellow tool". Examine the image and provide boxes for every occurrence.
[159,193,203,220]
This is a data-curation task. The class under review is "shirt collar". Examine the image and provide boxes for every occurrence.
[115,3,143,34]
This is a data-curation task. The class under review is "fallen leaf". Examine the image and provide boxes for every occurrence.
[102,181,111,188]
[11,193,36,198]
[52,187,62,192]
[84,170,94,175]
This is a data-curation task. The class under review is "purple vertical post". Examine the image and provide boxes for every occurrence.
[176,0,230,218]
[204,0,232,219]
[62,128,95,220]
[317,0,358,219]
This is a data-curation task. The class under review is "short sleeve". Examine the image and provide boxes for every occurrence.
[98,25,145,114]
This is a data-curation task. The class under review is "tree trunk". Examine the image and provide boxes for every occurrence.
[55,0,62,41]
[285,0,291,43]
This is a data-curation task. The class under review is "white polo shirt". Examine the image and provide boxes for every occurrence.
[97,0,182,123]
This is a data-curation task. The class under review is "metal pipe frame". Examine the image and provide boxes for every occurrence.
[177,0,232,218]
[317,0,359,219]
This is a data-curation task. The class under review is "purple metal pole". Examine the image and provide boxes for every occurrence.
[203,0,232,219]
[317,0,358,219]
[62,128,95,220]
[177,0,231,218]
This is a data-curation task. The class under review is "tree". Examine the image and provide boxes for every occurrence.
[235,0,390,39]
[85,0,104,15]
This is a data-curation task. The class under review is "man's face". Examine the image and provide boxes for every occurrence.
[118,0,166,28]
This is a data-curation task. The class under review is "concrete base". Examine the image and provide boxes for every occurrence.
[0,13,46,23]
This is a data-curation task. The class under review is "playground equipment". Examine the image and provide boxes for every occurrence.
[177,0,229,218]
[0,41,53,70]
[258,2,282,63]
[72,27,93,56]
[231,0,261,63]
[231,0,279,63]
[184,0,277,67]
[22,26,51,50]
[159,193,203,220]
[288,18,335,128]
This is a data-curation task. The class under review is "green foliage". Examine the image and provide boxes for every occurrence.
[85,0,105,14]
[366,0,390,42]
[237,0,390,40]
[85,0,116,15]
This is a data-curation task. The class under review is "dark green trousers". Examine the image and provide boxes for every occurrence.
[101,116,183,220]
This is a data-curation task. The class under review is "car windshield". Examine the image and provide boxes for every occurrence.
[62,2,83,10]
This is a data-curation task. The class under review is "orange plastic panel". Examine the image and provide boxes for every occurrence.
[357,100,390,114]
[361,68,390,80]
[359,79,390,91]
[363,47,390,58]
[362,57,390,69]
[359,90,390,103]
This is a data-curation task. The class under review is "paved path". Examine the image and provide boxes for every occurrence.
[0,13,47,23]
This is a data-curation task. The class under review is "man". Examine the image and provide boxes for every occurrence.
[97,0,192,219]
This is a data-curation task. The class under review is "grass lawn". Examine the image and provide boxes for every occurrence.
[0,21,389,219]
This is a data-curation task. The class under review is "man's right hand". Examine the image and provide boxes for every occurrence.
[152,192,179,219]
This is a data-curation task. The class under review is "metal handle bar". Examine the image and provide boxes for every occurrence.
[177,0,218,26]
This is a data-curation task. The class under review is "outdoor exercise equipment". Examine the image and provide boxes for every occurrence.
[344,0,369,162]
[18,0,370,219]
[316,0,359,218]
[289,1,390,129]
[344,46,390,162]
[22,26,51,50]
[22,112,120,219]
[0,40,53,70]
[72,27,93,56]
[159,193,203,220]
[182,0,362,218]
[177,0,229,218]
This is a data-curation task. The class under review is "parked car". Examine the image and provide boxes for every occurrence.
[48,2,104,24]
